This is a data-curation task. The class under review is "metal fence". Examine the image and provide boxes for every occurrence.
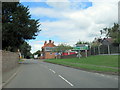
[90,44,120,55]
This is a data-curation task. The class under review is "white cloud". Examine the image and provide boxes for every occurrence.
[45,0,71,10]
[28,40,45,53]
[28,1,118,48]
[30,43,42,53]
[29,7,66,18]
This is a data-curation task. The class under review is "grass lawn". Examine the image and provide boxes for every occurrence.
[44,55,119,73]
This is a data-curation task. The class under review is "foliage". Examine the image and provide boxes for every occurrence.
[76,40,89,45]
[91,38,102,47]
[19,41,32,58]
[33,50,41,57]
[2,2,41,51]
[53,44,72,52]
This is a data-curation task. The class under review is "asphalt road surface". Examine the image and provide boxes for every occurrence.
[3,59,118,88]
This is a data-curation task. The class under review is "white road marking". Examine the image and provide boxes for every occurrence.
[49,69,56,74]
[96,74,118,80]
[58,75,74,87]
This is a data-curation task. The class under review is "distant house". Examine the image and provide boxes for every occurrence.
[101,38,113,45]
[92,37,114,46]
[40,40,56,59]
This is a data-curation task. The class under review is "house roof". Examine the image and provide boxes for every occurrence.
[104,38,113,43]
[42,40,56,48]
[101,38,113,45]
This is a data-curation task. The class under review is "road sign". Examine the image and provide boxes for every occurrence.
[73,46,88,50]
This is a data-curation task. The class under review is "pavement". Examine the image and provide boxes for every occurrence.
[2,59,119,88]
[2,65,20,88]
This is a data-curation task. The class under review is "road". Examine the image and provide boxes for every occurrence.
[3,59,118,88]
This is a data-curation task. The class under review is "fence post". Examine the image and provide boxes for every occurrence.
[108,45,110,55]
[85,50,87,57]
[98,46,100,55]
[118,44,120,53]
[94,47,95,55]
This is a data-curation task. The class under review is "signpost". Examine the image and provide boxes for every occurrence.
[73,46,88,50]
[73,45,89,58]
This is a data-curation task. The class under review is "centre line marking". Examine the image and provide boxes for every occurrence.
[58,75,74,87]
[49,69,56,73]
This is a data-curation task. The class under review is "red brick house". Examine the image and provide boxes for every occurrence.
[40,40,56,59]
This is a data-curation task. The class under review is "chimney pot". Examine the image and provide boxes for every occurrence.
[44,41,47,45]
[49,40,52,43]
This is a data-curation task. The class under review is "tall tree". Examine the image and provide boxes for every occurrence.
[2,2,41,51]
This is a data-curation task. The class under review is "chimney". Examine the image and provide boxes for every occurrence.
[49,40,52,43]
[44,41,47,45]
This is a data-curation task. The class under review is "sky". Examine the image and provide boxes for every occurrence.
[20,0,118,53]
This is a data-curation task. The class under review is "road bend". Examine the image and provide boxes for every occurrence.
[3,59,118,88]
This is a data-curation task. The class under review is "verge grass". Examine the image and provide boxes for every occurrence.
[45,55,119,72]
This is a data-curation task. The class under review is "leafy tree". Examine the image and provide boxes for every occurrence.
[91,41,101,47]
[33,50,41,57]
[53,44,72,53]
[19,41,32,58]
[76,40,89,45]
[2,2,41,51]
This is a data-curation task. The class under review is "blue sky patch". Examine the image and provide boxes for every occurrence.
[21,2,53,8]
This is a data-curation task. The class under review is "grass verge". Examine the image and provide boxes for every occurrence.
[44,55,119,74]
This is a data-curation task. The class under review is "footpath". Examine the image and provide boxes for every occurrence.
[2,65,20,88]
